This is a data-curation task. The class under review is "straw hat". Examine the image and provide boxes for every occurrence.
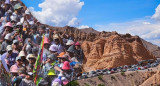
[19,51,25,57]
[6,45,12,51]
[53,34,59,39]
[27,54,36,60]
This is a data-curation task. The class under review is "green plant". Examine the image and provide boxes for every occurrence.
[66,80,80,86]
[98,84,105,86]
[84,83,90,86]
[121,72,125,76]
[98,75,103,80]
[111,75,116,80]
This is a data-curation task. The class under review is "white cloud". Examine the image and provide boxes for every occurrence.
[152,4,160,21]
[95,20,160,46]
[78,25,90,29]
[29,0,84,26]
[95,4,160,46]
[67,17,78,26]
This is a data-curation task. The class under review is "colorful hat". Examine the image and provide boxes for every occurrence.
[61,77,69,85]
[4,22,13,28]
[52,78,62,85]
[44,37,50,44]
[57,52,65,57]
[75,42,80,46]
[5,0,10,4]
[49,45,57,52]
[62,61,71,70]
[10,65,18,73]
[66,40,74,45]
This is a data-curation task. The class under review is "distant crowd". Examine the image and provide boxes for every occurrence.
[0,0,84,86]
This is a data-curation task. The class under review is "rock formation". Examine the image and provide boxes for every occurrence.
[81,34,155,71]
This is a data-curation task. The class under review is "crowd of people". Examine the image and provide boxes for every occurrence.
[0,0,84,86]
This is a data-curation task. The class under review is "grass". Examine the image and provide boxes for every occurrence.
[66,80,80,86]
[98,84,105,86]
[121,72,126,76]
[98,75,103,80]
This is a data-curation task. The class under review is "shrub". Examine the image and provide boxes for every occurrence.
[98,84,105,86]
[111,75,116,80]
[66,80,80,86]
[98,75,103,80]
[121,72,125,76]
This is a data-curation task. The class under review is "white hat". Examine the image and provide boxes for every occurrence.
[13,40,19,44]
[53,34,59,39]
[25,9,30,15]
[49,45,57,52]
[16,22,22,26]
[5,33,12,41]
[6,45,12,51]
[26,45,32,52]
[66,40,74,45]
[10,16,17,22]
[19,51,25,57]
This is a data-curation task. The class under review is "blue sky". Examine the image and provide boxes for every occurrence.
[21,0,160,46]
[21,0,159,27]
[78,0,159,27]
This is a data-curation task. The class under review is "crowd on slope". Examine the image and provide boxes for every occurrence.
[0,0,84,86]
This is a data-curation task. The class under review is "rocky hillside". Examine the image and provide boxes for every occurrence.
[81,34,155,71]
[141,39,160,58]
